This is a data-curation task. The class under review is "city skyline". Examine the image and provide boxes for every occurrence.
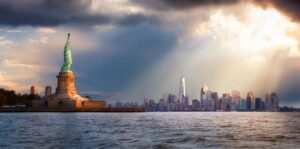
[0,0,300,107]
[141,76,280,112]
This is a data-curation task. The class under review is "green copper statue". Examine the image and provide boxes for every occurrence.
[60,33,73,72]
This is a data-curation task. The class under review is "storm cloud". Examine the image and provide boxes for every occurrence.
[133,0,239,10]
[0,0,158,27]
[254,0,300,22]
[1,0,300,27]
[134,0,300,23]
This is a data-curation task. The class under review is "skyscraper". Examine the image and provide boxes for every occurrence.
[265,93,271,111]
[265,92,279,111]
[200,85,209,100]
[271,92,279,111]
[183,96,189,107]
[162,93,168,105]
[179,77,186,104]
[167,94,177,111]
[246,91,255,110]
[231,90,241,110]
[221,93,231,111]
[210,92,219,111]
[191,99,200,111]
[255,98,262,111]
[239,99,247,110]
[45,86,52,97]
[200,84,209,110]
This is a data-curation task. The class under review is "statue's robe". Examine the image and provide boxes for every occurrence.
[60,39,72,72]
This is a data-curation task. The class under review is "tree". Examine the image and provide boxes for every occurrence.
[0,93,7,106]
[0,88,41,106]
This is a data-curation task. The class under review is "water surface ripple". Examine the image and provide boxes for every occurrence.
[0,112,299,148]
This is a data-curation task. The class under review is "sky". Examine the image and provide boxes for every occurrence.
[0,0,300,107]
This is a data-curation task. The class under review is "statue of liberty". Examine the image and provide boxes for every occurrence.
[60,33,72,72]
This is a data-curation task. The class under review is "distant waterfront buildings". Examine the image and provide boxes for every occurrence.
[143,81,279,112]
[114,100,140,109]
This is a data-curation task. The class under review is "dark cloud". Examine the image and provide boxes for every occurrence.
[132,0,239,10]
[116,14,159,26]
[0,0,158,27]
[1,0,300,27]
[133,0,300,23]
[253,0,300,22]
[158,0,239,9]
[160,0,300,24]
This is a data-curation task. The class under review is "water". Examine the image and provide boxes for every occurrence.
[0,112,299,149]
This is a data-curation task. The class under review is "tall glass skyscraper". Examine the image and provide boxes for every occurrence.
[200,84,209,110]
[179,77,187,105]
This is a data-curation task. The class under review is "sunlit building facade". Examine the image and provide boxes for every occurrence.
[231,90,241,110]
[265,92,279,111]
[179,77,186,104]
[200,85,209,110]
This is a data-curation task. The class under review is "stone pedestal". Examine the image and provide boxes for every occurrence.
[55,72,77,95]
[49,72,88,101]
